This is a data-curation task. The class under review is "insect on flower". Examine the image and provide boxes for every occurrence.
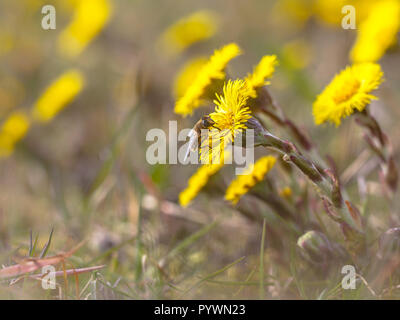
[184,115,220,162]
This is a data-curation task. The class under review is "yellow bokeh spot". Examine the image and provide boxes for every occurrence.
[161,10,218,55]
[0,112,30,158]
[32,70,85,122]
[282,40,311,70]
[280,187,293,199]
[58,0,113,58]
[350,0,400,63]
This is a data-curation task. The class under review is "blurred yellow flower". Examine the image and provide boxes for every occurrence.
[0,32,14,56]
[354,0,384,21]
[179,153,227,207]
[350,0,400,63]
[313,0,349,26]
[58,0,82,12]
[174,43,241,116]
[279,186,293,199]
[161,10,218,55]
[0,112,30,157]
[313,63,383,126]
[32,70,85,122]
[225,156,276,205]
[245,55,278,97]
[201,80,252,163]
[282,40,312,70]
[58,0,112,58]
[274,0,314,27]
[275,0,385,28]
[173,57,208,99]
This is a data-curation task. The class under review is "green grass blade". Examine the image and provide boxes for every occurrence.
[181,256,246,297]
[259,219,267,299]
[206,279,273,286]
[290,246,307,299]
[87,236,136,265]
[162,220,219,265]
[39,228,54,258]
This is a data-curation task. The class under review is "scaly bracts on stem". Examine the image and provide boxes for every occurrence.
[247,117,365,253]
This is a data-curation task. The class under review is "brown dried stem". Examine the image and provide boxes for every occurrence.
[355,109,398,193]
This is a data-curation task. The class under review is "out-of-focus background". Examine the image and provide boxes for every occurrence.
[0,0,399,299]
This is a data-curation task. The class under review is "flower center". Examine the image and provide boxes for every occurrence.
[333,80,360,104]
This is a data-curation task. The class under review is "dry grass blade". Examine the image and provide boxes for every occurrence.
[0,241,85,279]
[31,265,105,279]
[9,265,105,287]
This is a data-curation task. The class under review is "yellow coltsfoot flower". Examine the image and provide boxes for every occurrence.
[210,79,253,138]
[200,79,252,163]
[174,43,241,116]
[245,55,278,98]
[173,57,208,99]
[225,156,277,205]
[313,63,383,126]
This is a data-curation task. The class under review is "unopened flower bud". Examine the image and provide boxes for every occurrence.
[246,117,297,154]
[340,202,365,255]
[297,231,336,267]
[325,169,342,208]
[288,154,323,183]
[248,86,274,112]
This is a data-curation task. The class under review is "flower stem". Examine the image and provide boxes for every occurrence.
[251,121,364,236]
